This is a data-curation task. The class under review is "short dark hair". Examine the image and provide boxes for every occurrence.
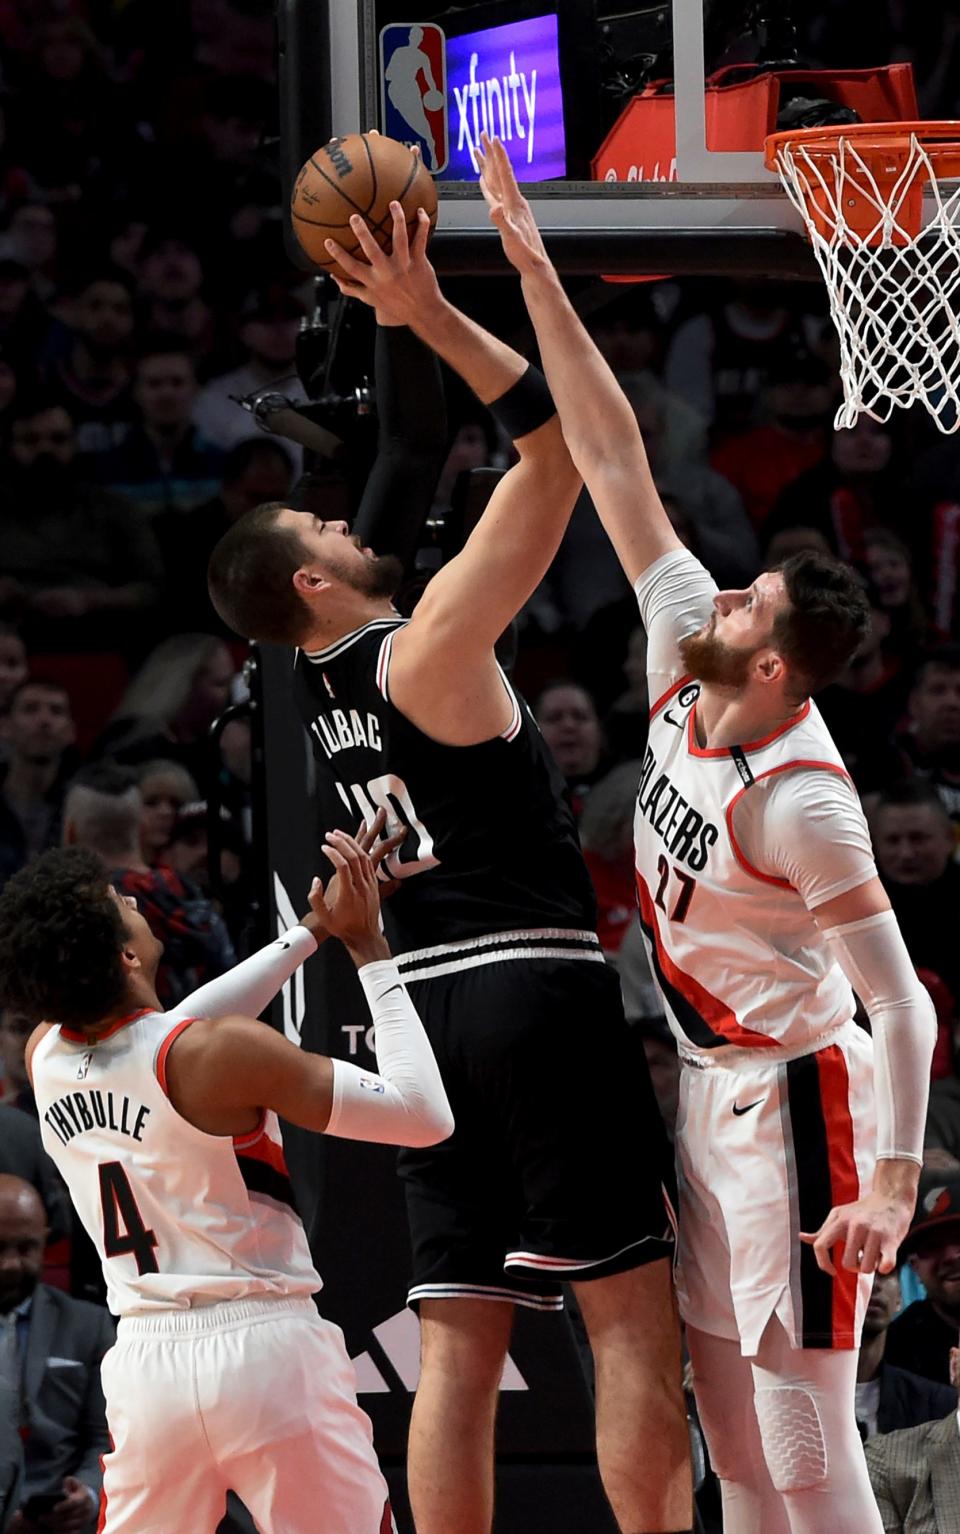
[221,438,292,485]
[911,644,960,690]
[773,553,872,698]
[207,502,312,645]
[874,780,952,820]
[0,847,128,1027]
[134,336,195,373]
[6,678,71,712]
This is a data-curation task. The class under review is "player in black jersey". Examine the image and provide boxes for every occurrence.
[208,195,692,1534]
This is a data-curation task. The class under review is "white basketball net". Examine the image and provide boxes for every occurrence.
[772,133,960,433]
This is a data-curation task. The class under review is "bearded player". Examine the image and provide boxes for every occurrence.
[473,136,938,1534]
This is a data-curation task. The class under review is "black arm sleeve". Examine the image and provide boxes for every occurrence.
[353,324,448,573]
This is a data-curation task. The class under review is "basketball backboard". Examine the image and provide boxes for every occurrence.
[278,0,818,278]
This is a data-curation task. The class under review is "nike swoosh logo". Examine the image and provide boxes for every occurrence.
[663,708,684,729]
[376,984,403,1002]
[732,1100,763,1116]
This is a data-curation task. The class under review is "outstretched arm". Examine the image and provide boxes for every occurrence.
[326,205,581,668]
[477,136,683,587]
[164,832,453,1148]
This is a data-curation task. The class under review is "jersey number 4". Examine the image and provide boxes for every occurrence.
[99,1162,159,1274]
[336,773,439,880]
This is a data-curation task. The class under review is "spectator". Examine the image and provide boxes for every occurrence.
[856,1269,956,1440]
[0,627,27,715]
[603,626,649,763]
[136,230,222,376]
[664,279,810,436]
[865,528,937,667]
[886,1172,960,1384]
[871,783,960,1011]
[192,284,306,468]
[711,345,834,533]
[6,17,119,206]
[765,416,905,563]
[61,763,235,1008]
[153,438,293,633]
[761,524,833,567]
[0,681,75,890]
[95,633,236,792]
[817,584,910,794]
[898,646,960,828]
[865,1386,960,1533]
[0,346,21,438]
[0,1109,68,1243]
[0,1176,111,1534]
[579,761,643,955]
[134,759,198,866]
[927,1076,960,1166]
[624,372,760,587]
[0,395,162,652]
[0,202,59,304]
[95,341,224,518]
[534,681,607,815]
[43,266,137,458]
[0,1008,32,1115]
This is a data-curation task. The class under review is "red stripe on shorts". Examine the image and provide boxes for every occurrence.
[815,1044,861,1345]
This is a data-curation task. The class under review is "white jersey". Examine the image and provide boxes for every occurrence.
[634,550,877,1059]
[32,1007,321,1316]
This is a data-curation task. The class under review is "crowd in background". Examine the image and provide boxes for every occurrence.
[6,3,960,1531]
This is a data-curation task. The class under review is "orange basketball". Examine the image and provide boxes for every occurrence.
[291,132,438,279]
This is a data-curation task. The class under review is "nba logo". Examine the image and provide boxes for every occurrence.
[380,23,448,174]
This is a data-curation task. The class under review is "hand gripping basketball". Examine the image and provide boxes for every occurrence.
[324,200,441,326]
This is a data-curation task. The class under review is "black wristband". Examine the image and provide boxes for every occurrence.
[487,364,556,441]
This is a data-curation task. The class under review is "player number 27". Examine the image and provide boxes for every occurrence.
[654,855,697,923]
[335,773,439,880]
[98,1162,159,1275]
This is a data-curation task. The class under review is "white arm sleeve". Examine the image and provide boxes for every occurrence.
[826,911,937,1165]
[326,960,454,1148]
[166,926,318,1022]
[633,549,718,703]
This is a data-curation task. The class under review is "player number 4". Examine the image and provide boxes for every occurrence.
[98,1162,159,1275]
[654,855,697,923]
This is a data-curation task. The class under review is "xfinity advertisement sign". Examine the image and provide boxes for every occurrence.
[440,13,565,182]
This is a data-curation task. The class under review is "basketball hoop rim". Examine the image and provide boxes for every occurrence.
[764,119,960,175]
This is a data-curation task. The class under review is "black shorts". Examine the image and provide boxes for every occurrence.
[396,945,676,1312]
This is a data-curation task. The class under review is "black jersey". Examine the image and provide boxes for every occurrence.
[293,618,597,954]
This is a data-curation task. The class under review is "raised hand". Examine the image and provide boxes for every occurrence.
[309,830,390,964]
[301,810,406,940]
[324,197,441,326]
[477,134,550,276]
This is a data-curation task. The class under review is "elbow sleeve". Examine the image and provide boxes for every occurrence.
[827,911,938,1164]
[325,961,453,1147]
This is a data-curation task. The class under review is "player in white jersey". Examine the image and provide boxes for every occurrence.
[0,822,453,1534]
[476,136,938,1533]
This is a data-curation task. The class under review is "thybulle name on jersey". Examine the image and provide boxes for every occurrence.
[636,744,719,872]
[44,1089,150,1147]
[308,705,383,761]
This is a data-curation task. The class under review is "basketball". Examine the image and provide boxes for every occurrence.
[291,131,438,279]
[423,90,443,111]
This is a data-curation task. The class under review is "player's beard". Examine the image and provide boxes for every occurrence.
[337,551,404,600]
[678,625,755,689]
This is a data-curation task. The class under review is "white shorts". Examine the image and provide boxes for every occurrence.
[675,1021,876,1356]
[98,1297,395,1534]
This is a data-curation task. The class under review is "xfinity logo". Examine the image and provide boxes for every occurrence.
[454,51,538,170]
